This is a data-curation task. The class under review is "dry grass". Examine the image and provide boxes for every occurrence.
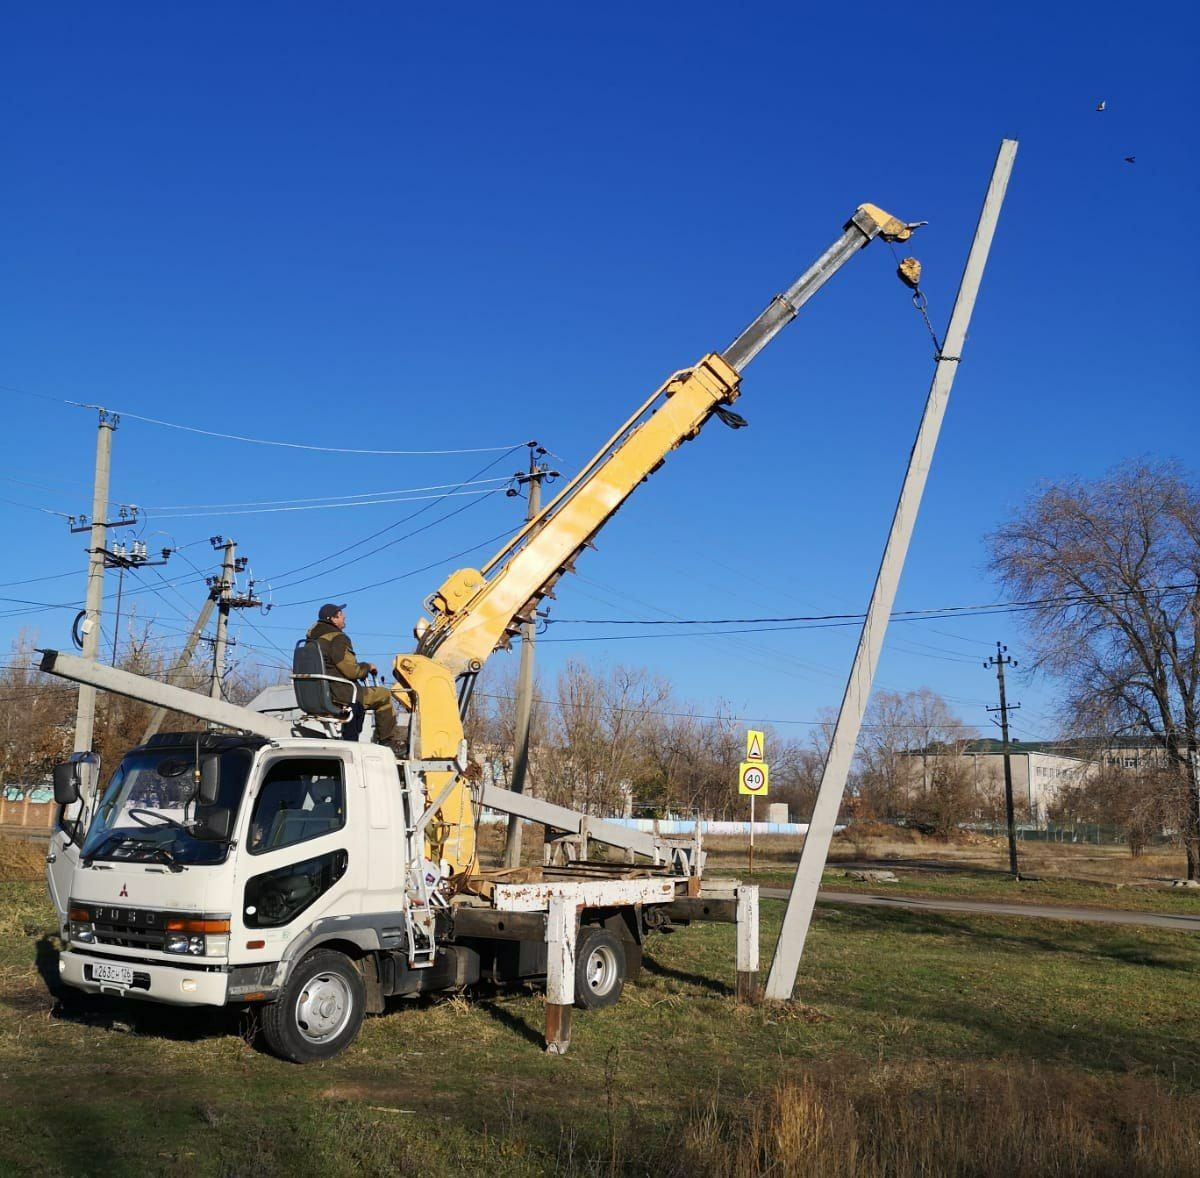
[704,830,1188,887]
[0,836,46,883]
[657,1063,1200,1177]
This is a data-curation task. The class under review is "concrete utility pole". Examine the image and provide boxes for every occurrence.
[69,410,138,762]
[503,444,558,869]
[763,139,1018,1003]
[986,641,1021,879]
[209,538,237,700]
[139,596,216,743]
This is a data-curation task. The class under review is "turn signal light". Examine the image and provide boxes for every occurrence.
[68,907,90,922]
[165,918,230,935]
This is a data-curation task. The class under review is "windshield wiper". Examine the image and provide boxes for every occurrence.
[150,846,185,873]
[82,834,186,872]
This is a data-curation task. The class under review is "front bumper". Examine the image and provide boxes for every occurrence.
[60,949,230,1007]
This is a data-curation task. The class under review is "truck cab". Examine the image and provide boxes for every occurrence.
[57,733,409,1015]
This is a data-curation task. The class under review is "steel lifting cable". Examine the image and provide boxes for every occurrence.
[887,240,959,363]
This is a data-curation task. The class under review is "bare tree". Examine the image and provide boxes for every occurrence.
[639,703,741,819]
[990,461,1200,876]
[854,688,977,821]
[0,631,74,791]
[540,661,670,814]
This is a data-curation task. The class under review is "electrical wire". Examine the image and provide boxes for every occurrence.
[275,523,518,607]
[147,486,505,519]
[545,582,1200,630]
[0,495,73,519]
[142,477,512,512]
[67,400,531,456]
[266,444,525,586]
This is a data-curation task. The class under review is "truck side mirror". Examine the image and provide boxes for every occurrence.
[198,756,221,806]
[196,806,232,840]
[53,762,80,806]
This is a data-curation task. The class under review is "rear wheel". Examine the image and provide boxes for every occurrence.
[260,949,365,1063]
[574,928,626,1010]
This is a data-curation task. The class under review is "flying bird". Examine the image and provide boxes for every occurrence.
[1096,100,1106,111]
[1124,155,1136,164]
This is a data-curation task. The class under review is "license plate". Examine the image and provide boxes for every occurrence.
[93,963,134,988]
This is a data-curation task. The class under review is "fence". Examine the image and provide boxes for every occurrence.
[969,821,1173,848]
[0,795,56,831]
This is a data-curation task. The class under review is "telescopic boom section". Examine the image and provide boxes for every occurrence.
[390,203,918,877]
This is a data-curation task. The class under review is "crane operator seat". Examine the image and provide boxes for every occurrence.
[291,638,358,727]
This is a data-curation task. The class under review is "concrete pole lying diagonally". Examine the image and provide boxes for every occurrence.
[764,139,1018,1002]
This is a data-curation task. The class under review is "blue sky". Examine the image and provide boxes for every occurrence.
[2,2,1196,746]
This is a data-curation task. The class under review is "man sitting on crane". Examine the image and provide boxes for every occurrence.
[306,604,400,750]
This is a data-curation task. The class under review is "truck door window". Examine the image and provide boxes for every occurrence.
[248,759,345,854]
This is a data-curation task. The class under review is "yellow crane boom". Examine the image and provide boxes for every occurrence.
[394,203,921,876]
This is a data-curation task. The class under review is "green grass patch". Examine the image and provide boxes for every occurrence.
[3,878,1200,1174]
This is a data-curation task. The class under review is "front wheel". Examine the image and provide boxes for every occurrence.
[260,949,365,1063]
[574,928,626,1010]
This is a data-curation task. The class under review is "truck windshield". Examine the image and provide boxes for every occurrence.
[80,746,254,868]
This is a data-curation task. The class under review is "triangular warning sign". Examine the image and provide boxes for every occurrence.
[747,730,764,762]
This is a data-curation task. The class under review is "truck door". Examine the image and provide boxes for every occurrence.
[45,755,100,928]
[46,811,82,929]
[234,754,357,942]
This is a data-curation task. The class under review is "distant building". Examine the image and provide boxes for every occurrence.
[905,737,1168,824]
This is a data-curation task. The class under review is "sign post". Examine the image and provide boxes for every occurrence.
[740,730,769,876]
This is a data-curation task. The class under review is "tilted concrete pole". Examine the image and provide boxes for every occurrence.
[764,140,1018,1001]
[140,596,216,743]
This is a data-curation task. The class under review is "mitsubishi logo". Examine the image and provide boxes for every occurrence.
[119,884,128,898]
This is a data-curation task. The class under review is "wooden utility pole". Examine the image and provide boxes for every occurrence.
[986,641,1021,879]
[763,139,1018,1003]
[503,444,557,869]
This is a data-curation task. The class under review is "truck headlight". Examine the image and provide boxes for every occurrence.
[165,933,207,955]
[164,917,230,957]
[69,921,95,944]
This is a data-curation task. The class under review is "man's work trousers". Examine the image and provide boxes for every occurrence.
[361,685,398,742]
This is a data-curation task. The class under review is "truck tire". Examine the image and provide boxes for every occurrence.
[260,949,366,1063]
[575,928,626,1010]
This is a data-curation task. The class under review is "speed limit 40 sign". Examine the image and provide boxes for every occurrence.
[738,760,769,796]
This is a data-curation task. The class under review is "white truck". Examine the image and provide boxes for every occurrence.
[42,202,921,1060]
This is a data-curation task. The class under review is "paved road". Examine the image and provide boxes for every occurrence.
[759,887,1200,933]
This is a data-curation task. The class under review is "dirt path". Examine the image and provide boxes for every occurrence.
[759,887,1200,933]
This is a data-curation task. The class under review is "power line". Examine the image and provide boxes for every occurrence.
[69,400,531,456]
[543,581,1200,631]
[471,690,984,732]
[142,477,512,512]
[269,490,509,597]
[275,523,518,607]
[266,444,524,586]
[2,379,532,455]
[147,486,504,519]
[0,494,72,519]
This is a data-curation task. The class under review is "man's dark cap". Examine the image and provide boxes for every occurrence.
[318,603,347,622]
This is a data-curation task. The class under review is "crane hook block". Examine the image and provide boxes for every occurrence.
[896,257,922,290]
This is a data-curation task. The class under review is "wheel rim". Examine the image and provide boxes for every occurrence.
[295,971,353,1044]
[585,944,619,996]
